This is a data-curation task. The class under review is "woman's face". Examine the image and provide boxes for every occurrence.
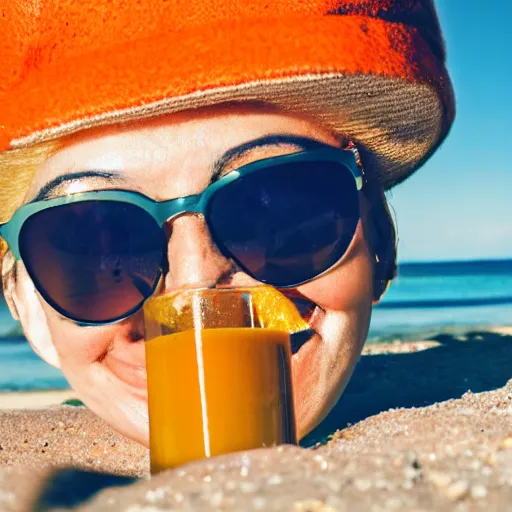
[4,106,374,445]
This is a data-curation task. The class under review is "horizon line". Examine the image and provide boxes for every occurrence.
[398,257,512,265]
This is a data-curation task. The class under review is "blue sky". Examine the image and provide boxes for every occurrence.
[388,0,512,262]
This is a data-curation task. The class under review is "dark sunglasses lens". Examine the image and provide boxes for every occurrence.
[208,159,360,287]
[19,201,164,323]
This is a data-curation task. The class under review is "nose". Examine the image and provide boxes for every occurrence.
[162,214,238,292]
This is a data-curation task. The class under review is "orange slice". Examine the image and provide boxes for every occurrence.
[143,285,309,334]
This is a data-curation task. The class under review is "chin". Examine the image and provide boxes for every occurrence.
[63,363,151,447]
[290,306,368,438]
[114,394,151,446]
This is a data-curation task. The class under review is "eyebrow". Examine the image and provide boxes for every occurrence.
[33,170,123,202]
[33,134,330,202]
[210,134,331,183]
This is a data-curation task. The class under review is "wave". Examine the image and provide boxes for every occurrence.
[376,296,512,310]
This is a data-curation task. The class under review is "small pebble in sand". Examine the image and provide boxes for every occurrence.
[469,459,481,471]
[225,480,237,491]
[403,465,421,482]
[502,436,512,449]
[292,499,336,512]
[445,445,455,456]
[240,481,258,493]
[209,490,224,507]
[267,473,283,485]
[240,466,249,477]
[392,455,404,467]
[252,496,267,509]
[386,497,403,509]
[173,492,184,503]
[444,480,470,501]
[470,485,488,499]
[427,471,452,488]
[326,479,341,492]
[314,454,329,470]
[375,479,392,491]
[145,487,166,504]
[353,478,373,492]
[481,466,493,476]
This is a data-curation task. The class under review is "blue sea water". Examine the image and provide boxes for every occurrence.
[0,342,69,391]
[1,259,511,391]
[369,259,512,339]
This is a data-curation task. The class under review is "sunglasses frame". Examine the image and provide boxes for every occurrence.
[0,147,363,324]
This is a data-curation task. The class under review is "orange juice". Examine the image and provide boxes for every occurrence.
[145,327,296,473]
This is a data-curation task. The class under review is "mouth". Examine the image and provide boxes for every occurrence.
[101,289,321,394]
[280,289,318,322]
[280,289,321,354]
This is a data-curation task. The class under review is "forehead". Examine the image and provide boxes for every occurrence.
[28,106,339,197]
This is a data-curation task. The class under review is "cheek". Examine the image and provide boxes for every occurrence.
[297,222,374,312]
[43,304,119,366]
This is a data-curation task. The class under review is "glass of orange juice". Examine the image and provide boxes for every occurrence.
[143,285,303,474]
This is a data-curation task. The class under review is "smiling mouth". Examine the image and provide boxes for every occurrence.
[280,289,317,321]
[279,289,320,354]
[103,289,319,390]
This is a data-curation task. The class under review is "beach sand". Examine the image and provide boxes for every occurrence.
[0,327,510,511]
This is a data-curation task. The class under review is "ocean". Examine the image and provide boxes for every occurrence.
[369,259,512,339]
[1,259,511,391]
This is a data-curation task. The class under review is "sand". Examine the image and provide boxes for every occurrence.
[0,327,510,511]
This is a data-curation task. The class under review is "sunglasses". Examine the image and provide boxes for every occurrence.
[0,148,363,325]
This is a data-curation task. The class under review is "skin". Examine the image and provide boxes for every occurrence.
[3,105,374,445]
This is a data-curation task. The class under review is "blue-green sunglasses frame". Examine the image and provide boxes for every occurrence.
[0,147,363,324]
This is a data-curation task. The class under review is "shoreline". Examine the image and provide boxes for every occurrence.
[0,389,76,409]
[366,323,512,343]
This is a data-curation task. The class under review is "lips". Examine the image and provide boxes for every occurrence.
[279,289,321,353]
[280,289,317,324]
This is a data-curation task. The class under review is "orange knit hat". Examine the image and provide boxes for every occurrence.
[0,0,454,189]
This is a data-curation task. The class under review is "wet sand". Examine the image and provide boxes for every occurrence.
[0,327,510,511]
[0,390,76,410]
